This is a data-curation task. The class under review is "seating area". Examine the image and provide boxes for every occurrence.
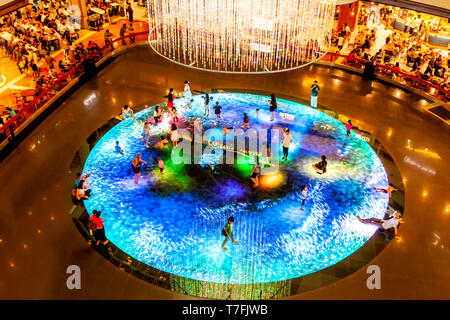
[330,2,449,101]
[0,0,149,144]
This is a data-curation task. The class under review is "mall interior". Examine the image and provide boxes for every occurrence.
[0,0,449,300]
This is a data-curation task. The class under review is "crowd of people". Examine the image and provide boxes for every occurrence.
[332,6,449,100]
[0,0,142,135]
[0,1,81,79]
[74,80,403,249]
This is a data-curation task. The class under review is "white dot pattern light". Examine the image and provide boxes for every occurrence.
[148,0,336,73]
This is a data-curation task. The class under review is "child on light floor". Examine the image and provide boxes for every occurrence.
[171,122,179,147]
[222,216,239,250]
[114,140,124,154]
[300,185,308,211]
[241,113,250,129]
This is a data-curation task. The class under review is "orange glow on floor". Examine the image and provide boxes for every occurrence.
[260,173,285,189]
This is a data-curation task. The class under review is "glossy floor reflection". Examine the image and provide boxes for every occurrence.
[0,45,449,299]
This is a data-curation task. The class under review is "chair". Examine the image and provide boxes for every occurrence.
[70,32,79,42]
[12,92,24,105]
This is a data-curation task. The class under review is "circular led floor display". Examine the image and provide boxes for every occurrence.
[82,93,389,286]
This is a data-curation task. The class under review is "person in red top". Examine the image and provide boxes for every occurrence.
[89,210,109,246]
[167,88,174,110]
[345,119,352,138]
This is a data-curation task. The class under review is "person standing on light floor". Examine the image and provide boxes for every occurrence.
[214,101,222,122]
[310,80,320,108]
[204,93,210,117]
[346,120,353,138]
[184,80,192,101]
[268,94,277,121]
[281,128,293,161]
[132,153,147,184]
[250,155,261,188]
[222,216,239,250]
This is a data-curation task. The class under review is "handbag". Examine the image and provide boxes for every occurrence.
[88,221,97,232]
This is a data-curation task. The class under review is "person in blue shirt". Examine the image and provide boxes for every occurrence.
[114,140,124,154]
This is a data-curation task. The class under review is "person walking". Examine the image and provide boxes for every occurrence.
[204,93,210,116]
[241,113,250,129]
[222,216,239,250]
[268,94,277,121]
[250,156,261,188]
[127,3,134,22]
[300,185,308,211]
[132,154,147,184]
[214,101,222,121]
[167,88,174,110]
[310,80,320,108]
[184,80,192,101]
[281,128,293,161]
[120,23,127,45]
[143,121,152,148]
[171,122,179,147]
[345,120,352,138]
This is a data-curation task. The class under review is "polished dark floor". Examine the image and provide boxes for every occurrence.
[0,45,449,299]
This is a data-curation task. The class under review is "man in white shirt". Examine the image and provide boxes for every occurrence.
[281,128,293,161]
[357,211,402,240]
[337,34,344,50]
[59,22,67,36]
[70,20,80,32]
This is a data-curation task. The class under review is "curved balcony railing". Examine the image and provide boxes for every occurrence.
[0,30,150,151]
[1,31,448,153]
[324,52,450,100]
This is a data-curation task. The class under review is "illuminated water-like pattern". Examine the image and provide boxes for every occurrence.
[82,93,389,284]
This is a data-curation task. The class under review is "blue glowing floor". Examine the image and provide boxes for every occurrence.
[82,93,389,284]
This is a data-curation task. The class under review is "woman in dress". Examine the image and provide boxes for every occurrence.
[171,122,179,147]
[184,80,192,106]
[153,105,162,124]
[204,93,210,117]
[170,107,179,124]
[143,121,152,148]
[250,156,261,188]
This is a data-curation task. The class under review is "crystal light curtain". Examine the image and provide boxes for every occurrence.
[148,0,336,73]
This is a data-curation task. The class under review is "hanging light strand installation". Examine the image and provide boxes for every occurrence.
[148,0,337,73]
